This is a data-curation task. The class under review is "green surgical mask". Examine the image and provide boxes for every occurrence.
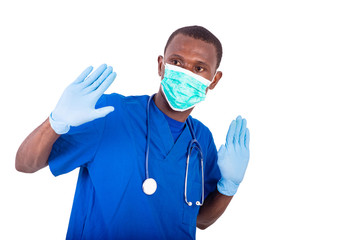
[161,64,214,112]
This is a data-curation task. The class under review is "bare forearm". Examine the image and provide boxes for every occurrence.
[15,118,60,173]
[196,189,233,230]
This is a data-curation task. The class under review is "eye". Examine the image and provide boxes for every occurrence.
[171,59,181,66]
[195,66,204,73]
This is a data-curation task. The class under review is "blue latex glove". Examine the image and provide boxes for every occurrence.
[217,115,250,196]
[49,64,117,134]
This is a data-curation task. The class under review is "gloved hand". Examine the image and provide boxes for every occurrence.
[49,64,117,134]
[217,115,250,196]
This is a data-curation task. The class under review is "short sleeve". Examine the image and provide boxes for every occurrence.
[48,95,108,177]
[204,132,221,199]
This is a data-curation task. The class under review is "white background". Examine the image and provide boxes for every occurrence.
[1,0,359,239]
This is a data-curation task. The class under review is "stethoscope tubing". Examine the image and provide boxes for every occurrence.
[144,94,204,206]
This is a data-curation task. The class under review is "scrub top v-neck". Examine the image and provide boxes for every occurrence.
[48,93,221,240]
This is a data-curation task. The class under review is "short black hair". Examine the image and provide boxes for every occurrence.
[164,25,223,69]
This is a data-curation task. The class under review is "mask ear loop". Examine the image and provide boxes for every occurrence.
[210,71,218,82]
[206,72,218,91]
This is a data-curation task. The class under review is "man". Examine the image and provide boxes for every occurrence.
[16,26,250,239]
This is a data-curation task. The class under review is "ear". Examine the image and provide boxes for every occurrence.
[208,71,222,90]
[157,55,164,78]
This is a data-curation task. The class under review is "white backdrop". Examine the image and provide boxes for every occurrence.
[1,0,359,239]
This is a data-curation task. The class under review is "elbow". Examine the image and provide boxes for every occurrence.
[196,221,211,230]
[197,224,208,230]
[15,151,40,173]
[15,157,23,172]
[15,157,33,173]
[15,161,35,173]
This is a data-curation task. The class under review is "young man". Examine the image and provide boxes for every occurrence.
[16,26,250,239]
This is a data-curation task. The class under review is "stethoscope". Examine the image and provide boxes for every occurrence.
[142,94,205,207]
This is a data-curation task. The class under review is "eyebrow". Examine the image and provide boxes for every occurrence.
[168,54,211,69]
[195,60,210,69]
[168,54,184,61]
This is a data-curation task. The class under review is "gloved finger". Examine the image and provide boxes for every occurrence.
[245,128,250,149]
[239,124,246,148]
[73,66,93,84]
[85,66,113,93]
[239,118,247,143]
[217,144,226,167]
[81,64,107,87]
[93,72,117,97]
[225,120,236,147]
[234,115,243,144]
[92,106,115,119]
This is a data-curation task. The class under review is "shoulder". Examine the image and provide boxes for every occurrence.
[96,94,150,126]
[188,115,213,143]
[96,93,149,109]
[189,116,211,134]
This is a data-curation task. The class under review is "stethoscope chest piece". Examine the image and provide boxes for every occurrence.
[142,178,157,195]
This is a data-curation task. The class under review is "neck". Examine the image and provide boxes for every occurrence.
[154,88,193,123]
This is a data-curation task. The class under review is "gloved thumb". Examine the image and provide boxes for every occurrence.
[93,106,115,119]
[218,144,226,161]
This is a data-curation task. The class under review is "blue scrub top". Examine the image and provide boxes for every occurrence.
[49,94,221,240]
[162,112,185,142]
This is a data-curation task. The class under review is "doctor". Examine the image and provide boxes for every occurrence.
[16,25,250,239]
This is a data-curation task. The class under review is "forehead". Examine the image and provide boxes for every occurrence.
[165,34,217,68]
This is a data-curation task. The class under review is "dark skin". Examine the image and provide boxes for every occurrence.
[154,34,232,230]
[154,34,222,122]
[15,33,232,230]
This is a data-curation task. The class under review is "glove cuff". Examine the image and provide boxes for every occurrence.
[49,113,70,135]
[217,178,240,196]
